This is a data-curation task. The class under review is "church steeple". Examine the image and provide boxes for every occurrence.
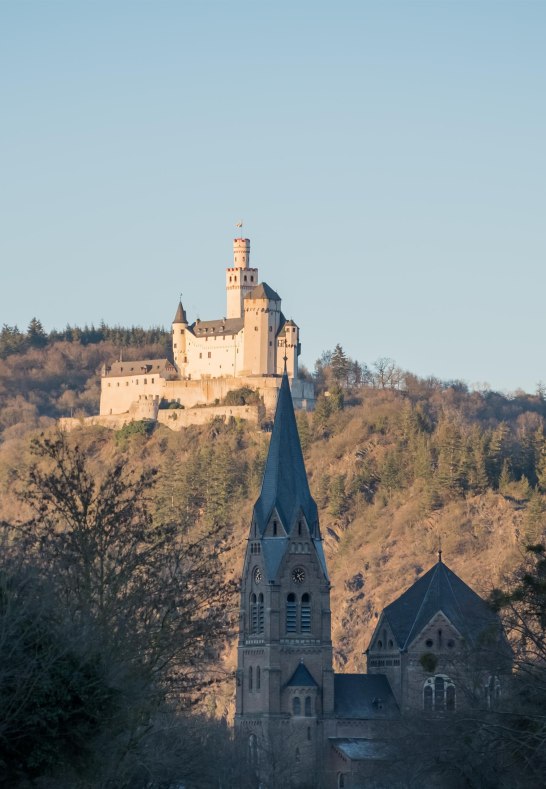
[253,372,319,537]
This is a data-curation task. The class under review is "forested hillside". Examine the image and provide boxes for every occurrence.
[1,327,546,785]
[1,328,546,678]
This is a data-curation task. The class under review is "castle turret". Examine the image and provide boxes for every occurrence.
[242,282,282,375]
[172,300,188,374]
[226,237,259,319]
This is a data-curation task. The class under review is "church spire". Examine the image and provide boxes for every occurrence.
[253,373,319,536]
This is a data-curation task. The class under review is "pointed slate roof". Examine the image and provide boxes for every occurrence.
[334,674,400,720]
[244,282,281,301]
[253,373,319,536]
[382,560,501,651]
[285,662,318,688]
[173,301,187,324]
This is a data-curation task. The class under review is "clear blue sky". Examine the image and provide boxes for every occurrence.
[1,1,545,392]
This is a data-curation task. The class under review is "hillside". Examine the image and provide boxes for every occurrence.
[1,334,545,719]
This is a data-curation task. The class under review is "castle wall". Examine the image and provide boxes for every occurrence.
[183,329,244,379]
[100,373,166,415]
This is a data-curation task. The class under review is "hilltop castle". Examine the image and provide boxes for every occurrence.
[98,236,314,426]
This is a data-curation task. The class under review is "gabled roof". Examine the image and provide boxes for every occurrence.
[252,373,319,536]
[334,674,400,720]
[190,317,244,337]
[382,560,501,650]
[285,662,318,688]
[173,301,187,324]
[103,359,177,378]
[244,282,281,301]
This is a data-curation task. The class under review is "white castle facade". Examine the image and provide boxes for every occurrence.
[98,236,315,422]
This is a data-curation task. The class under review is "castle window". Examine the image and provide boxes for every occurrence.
[144,378,147,384]
[208,352,211,358]
[292,697,301,716]
[254,326,258,331]
[244,275,247,282]
[199,353,202,359]
[117,382,119,387]
[251,275,254,281]
[258,593,264,633]
[248,666,253,691]
[301,593,311,632]
[151,378,154,383]
[256,666,261,690]
[174,343,177,348]
[269,341,272,346]
[304,696,312,717]
[286,594,297,633]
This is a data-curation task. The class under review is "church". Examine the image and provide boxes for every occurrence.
[98,235,315,422]
[235,373,509,788]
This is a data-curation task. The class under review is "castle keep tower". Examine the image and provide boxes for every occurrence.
[226,237,259,319]
[235,373,333,782]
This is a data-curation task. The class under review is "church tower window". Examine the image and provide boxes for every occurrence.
[301,593,311,632]
[256,666,261,690]
[286,594,297,632]
[248,666,253,691]
[304,696,312,716]
[257,593,264,633]
[250,593,258,633]
[292,696,301,716]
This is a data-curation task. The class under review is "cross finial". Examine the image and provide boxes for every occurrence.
[282,339,288,374]
[438,535,443,563]
[179,291,183,303]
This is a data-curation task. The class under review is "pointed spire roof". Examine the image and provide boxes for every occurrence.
[382,561,501,650]
[173,301,187,324]
[253,373,318,536]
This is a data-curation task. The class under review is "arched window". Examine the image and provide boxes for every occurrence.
[423,676,456,712]
[248,734,258,765]
[256,666,261,690]
[248,666,253,691]
[485,675,501,709]
[250,593,257,634]
[338,773,346,789]
[301,593,311,632]
[258,593,264,633]
[286,594,297,633]
[424,684,433,711]
[295,747,301,763]
[304,695,312,717]
[292,696,301,715]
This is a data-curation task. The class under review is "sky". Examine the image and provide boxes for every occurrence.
[1,0,545,393]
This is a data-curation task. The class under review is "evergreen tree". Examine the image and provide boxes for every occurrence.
[330,344,350,386]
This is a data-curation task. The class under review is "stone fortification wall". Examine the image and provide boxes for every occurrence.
[59,403,260,433]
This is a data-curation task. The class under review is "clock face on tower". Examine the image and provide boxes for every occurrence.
[253,567,262,584]
[292,567,305,584]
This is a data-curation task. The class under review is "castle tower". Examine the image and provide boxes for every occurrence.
[226,237,259,319]
[171,300,188,374]
[242,283,282,375]
[235,373,333,783]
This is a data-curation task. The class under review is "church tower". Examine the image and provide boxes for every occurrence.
[226,237,259,319]
[171,300,188,375]
[235,373,333,783]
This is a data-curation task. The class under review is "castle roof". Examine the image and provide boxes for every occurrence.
[329,738,393,762]
[190,317,244,337]
[285,662,318,688]
[382,560,501,651]
[253,372,319,537]
[103,359,177,378]
[333,674,400,720]
[173,301,187,324]
[244,282,280,301]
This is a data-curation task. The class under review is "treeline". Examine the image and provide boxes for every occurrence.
[0,318,170,359]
